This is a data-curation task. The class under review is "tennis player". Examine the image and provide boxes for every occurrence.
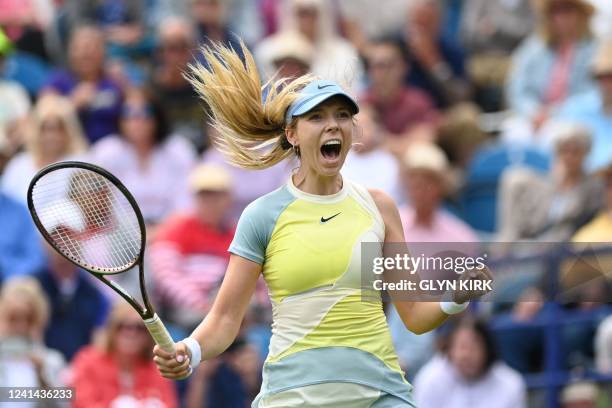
[152,43,492,407]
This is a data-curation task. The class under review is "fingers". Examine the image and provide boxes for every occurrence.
[453,266,494,303]
[153,342,192,380]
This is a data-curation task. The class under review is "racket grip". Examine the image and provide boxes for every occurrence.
[144,313,176,353]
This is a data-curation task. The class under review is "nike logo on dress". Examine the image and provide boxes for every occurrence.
[317,84,334,90]
[320,212,341,223]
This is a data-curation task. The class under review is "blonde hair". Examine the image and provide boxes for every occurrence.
[0,276,50,340]
[95,301,153,360]
[26,94,88,163]
[186,41,315,169]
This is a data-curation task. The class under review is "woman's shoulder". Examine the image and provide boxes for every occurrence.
[365,186,398,217]
[489,362,526,390]
[241,184,293,218]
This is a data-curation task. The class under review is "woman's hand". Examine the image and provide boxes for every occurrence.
[153,342,192,380]
[453,265,494,304]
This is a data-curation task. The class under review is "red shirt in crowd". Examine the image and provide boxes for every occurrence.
[150,214,235,311]
[361,87,439,135]
[70,346,178,408]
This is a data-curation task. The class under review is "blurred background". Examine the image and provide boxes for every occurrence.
[0,0,612,407]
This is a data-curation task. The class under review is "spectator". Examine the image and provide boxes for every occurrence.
[342,105,401,201]
[191,0,242,56]
[224,0,265,47]
[189,0,263,50]
[0,277,66,394]
[572,160,612,242]
[403,0,470,107]
[556,39,612,172]
[70,301,178,408]
[506,0,597,125]
[257,30,314,81]
[414,318,527,408]
[560,381,602,407]
[0,29,30,128]
[0,192,45,283]
[361,37,438,157]
[596,313,612,373]
[256,0,364,92]
[0,0,54,61]
[398,142,477,243]
[461,0,534,111]
[43,25,123,144]
[436,103,489,174]
[336,0,412,54]
[497,123,602,241]
[88,88,196,229]
[1,93,88,204]
[148,16,207,152]
[566,161,612,306]
[64,0,150,60]
[150,164,235,331]
[388,142,478,377]
[36,240,110,362]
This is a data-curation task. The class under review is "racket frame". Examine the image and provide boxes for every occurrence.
[28,161,156,321]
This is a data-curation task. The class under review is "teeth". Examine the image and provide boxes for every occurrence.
[323,140,341,146]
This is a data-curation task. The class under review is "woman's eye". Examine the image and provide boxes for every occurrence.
[337,111,351,119]
[308,113,322,121]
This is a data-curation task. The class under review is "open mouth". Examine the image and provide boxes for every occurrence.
[320,139,342,160]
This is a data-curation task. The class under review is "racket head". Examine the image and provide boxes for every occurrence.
[27,161,147,275]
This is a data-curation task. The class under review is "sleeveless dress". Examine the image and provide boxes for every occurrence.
[229,177,416,408]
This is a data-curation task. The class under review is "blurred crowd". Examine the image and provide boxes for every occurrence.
[1,0,612,407]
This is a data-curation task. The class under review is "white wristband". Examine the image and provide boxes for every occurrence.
[182,337,202,369]
[440,301,469,315]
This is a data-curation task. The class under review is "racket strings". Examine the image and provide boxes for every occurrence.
[31,167,143,273]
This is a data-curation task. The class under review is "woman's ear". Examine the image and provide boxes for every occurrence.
[285,126,298,147]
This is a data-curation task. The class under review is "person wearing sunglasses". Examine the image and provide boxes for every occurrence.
[70,301,178,408]
[0,276,66,401]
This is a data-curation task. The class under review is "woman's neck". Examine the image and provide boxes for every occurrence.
[292,169,342,195]
[559,172,583,190]
[36,154,62,169]
[133,143,153,164]
[414,206,435,228]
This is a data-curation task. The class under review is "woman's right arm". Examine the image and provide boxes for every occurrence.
[153,254,262,379]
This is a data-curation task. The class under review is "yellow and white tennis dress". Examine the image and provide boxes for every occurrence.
[229,177,416,408]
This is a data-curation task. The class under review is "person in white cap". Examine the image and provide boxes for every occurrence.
[149,163,236,332]
[152,42,492,407]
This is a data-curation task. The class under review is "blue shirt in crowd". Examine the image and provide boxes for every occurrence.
[0,192,45,283]
[44,70,123,144]
[557,89,612,172]
[36,267,110,361]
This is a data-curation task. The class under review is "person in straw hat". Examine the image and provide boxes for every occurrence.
[150,163,235,332]
[152,41,492,406]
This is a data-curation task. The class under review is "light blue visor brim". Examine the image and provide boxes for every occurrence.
[285,92,359,124]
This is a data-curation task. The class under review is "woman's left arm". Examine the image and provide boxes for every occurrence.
[368,189,492,334]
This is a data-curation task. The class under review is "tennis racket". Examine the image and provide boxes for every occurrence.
[27,161,176,354]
